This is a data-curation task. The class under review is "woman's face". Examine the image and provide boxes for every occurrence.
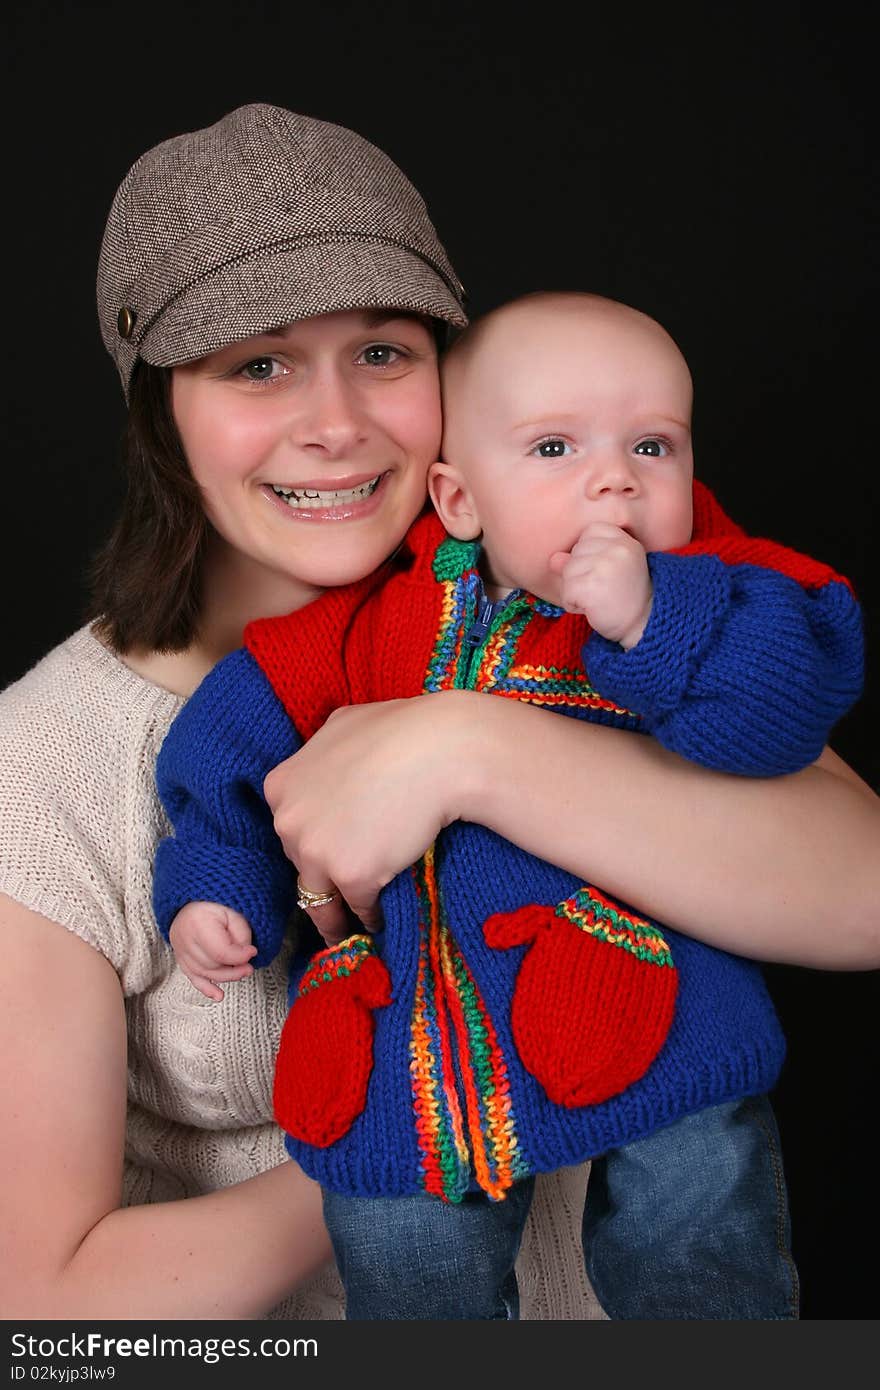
[172,309,441,595]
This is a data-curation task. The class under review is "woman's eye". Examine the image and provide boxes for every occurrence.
[533,438,571,458]
[633,438,668,457]
[360,343,401,367]
[240,357,285,383]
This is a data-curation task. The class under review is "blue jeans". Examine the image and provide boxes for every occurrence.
[583,1094,799,1319]
[323,1095,798,1319]
[322,1178,536,1319]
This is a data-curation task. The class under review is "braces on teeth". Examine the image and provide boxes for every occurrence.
[271,477,382,508]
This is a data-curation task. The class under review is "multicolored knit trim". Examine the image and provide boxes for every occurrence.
[490,663,639,719]
[409,852,470,1203]
[423,563,566,696]
[555,888,674,967]
[295,935,377,996]
[409,847,529,1202]
[424,537,640,722]
[427,537,543,694]
[423,567,482,693]
[463,603,532,692]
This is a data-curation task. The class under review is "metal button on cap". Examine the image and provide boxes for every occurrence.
[117,307,137,339]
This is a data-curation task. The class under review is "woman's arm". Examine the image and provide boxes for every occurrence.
[456,697,879,967]
[0,897,331,1319]
[263,692,880,970]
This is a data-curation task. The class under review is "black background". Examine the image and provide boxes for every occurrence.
[5,3,877,1317]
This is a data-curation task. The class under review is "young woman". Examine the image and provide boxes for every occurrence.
[1,102,877,1321]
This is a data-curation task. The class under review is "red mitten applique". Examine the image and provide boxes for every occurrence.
[484,887,677,1106]
[273,934,392,1147]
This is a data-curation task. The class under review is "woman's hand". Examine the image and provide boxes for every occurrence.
[267,690,880,969]
[264,693,475,940]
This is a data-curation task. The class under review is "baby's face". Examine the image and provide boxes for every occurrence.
[438,296,695,604]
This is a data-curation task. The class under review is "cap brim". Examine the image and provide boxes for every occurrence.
[139,239,467,369]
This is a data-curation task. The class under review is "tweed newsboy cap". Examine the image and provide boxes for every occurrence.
[97,103,468,397]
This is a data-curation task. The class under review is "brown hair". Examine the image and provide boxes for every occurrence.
[88,365,209,654]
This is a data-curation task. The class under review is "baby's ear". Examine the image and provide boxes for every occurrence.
[428,461,482,540]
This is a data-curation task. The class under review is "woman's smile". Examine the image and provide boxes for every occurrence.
[265,470,388,518]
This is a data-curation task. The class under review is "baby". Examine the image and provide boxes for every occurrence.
[154,292,862,1319]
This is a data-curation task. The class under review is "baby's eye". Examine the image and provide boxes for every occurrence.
[532,438,571,458]
[240,357,286,383]
[633,438,669,457]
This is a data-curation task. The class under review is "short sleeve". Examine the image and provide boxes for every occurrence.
[0,629,184,980]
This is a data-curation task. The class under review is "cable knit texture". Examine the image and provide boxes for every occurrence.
[154,482,862,1201]
[1,627,599,1317]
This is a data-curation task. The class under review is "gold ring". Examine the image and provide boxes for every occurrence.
[296,882,340,911]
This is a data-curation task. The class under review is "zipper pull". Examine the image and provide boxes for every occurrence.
[466,597,496,646]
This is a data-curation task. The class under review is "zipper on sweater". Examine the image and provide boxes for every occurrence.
[466,596,498,648]
[462,593,501,686]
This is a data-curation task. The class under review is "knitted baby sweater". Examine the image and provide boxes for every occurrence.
[154,483,863,1201]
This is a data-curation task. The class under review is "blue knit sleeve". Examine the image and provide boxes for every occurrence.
[584,553,864,776]
[153,647,301,966]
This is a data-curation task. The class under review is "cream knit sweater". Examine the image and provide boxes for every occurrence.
[0,626,603,1320]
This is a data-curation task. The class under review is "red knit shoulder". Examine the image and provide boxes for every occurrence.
[243,510,453,737]
[686,481,852,591]
[690,479,745,540]
[244,571,385,737]
[343,511,451,700]
[397,508,450,581]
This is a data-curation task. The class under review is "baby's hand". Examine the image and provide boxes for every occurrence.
[550,522,653,649]
[168,902,257,1002]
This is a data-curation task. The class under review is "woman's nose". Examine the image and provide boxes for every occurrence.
[290,369,368,457]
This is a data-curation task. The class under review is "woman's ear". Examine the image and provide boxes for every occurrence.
[428,461,482,540]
